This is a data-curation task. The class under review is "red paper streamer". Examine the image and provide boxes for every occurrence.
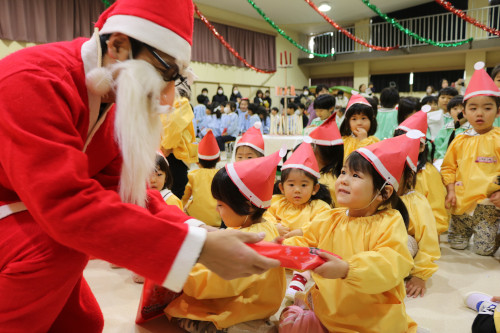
[194,5,276,74]
[304,0,399,51]
[435,0,500,37]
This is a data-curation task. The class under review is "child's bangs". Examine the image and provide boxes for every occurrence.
[344,151,374,175]
[281,167,318,183]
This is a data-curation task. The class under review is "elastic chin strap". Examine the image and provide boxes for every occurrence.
[351,180,389,211]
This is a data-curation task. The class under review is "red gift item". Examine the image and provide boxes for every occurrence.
[135,279,181,324]
[246,241,341,271]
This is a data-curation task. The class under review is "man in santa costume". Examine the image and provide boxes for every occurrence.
[0,0,279,331]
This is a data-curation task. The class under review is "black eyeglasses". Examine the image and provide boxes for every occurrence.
[143,44,186,86]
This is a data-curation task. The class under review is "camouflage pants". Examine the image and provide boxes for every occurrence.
[448,204,500,256]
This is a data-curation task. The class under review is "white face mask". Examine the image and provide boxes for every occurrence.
[303,91,309,96]
[202,92,207,96]
[218,89,223,94]
[233,90,238,95]
[224,106,231,114]
[426,88,432,94]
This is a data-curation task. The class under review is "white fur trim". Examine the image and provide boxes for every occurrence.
[303,136,313,144]
[282,164,320,178]
[184,218,206,228]
[235,142,265,155]
[357,148,399,191]
[396,125,411,132]
[198,151,220,160]
[421,105,431,113]
[162,225,206,292]
[100,15,191,67]
[406,156,417,172]
[226,163,271,208]
[406,129,425,140]
[464,90,500,101]
[0,202,27,220]
[310,138,344,146]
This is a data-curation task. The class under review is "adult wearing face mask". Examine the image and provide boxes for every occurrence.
[197,87,210,106]
[229,85,242,103]
[212,86,228,105]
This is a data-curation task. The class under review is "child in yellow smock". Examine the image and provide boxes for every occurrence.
[441,62,500,256]
[150,152,183,210]
[165,150,287,332]
[182,130,221,227]
[308,113,344,207]
[339,93,379,161]
[281,133,419,333]
[234,123,265,161]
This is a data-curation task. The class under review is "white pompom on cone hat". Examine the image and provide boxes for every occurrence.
[402,130,426,172]
[346,91,372,112]
[396,104,431,143]
[198,130,220,160]
[235,122,265,155]
[95,0,194,68]
[282,139,320,179]
[356,131,422,191]
[464,61,500,101]
[225,148,286,208]
[308,113,343,146]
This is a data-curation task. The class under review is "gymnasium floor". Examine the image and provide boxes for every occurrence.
[84,234,500,333]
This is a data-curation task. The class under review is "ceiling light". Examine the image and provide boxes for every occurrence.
[318,2,331,12]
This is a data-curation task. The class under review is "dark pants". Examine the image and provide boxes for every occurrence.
[167,154,189,199]
[216,135,236,151]
[472,313,496,333]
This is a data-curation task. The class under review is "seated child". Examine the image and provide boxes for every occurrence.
[247,103,261,129]
[465,292,500,333]
[198,103,222,138]
[374,87,399,140]
[182,130,221,227]
[234,123,265,161]
[434,95,471,161]
[339,92,379,161]
[151,152,183,210]
[216,101,239,152]
[397,97,421,124]
[395,108,449,235]
[441,62,500,256]
[308,113,344,207]
[421,95,438,112]
[297,103,309,128]
[165,150,287,332]
[306,94,336,130]
[427,87,458,140]
[280,134,417,333]
[193,95,207,138]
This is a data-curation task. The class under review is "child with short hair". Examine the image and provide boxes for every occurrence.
[308,94,336,129]
[216,101,239,152]
[198,103,222,138]
[193,95,207,138]
[234,123,265,161]
[339,93,379,161]
[165,150,286,332]
[421,95,439,112]
[280,134,418,332]
[397,97,421,124]
[441,62,500,256]
[150,152,183,210]
[297,103,309,128]
[309,113,344,207]
[248,103,261,130]
[428,87,458,140]
[374,87,399,140]
[182,130,221,227]
[238,98,251,134]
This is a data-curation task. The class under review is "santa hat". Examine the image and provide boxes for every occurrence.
[225,149,286,208]
[396,104,430,143]
[356,132,422,191]
[308,113,343,146]
[346,91,371,112]
[198,130,220,160]
[235,122,265,155]
[464,62,500,101]
[95,0,194,67]
[282,138,320,178]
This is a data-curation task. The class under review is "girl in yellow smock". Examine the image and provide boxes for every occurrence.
[150,153,183,210]
[281,136,418,333]
[339,93,379,162]
[166,150,287,332]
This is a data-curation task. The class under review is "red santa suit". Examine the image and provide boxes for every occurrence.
[0,31,205,333]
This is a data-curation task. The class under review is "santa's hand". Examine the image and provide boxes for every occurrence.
[198,229,280,279]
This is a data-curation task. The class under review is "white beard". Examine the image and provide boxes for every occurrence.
[111,60,166,207]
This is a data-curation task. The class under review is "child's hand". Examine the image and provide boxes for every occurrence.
[276,223,290,237]
[271,236,284,244]
[283,229,303,239]
[405,276,426,298]
[489,191,500,208]
[199,224,219,232]
[313,252,349,279]
[352,127,368,141]
[445,190,456,209]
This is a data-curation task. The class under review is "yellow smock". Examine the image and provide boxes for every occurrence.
[319,172,338,208]
[263,194,331,231]
[415,162,449,235]
[284,208,416,333]
[495,307,500,333]
[401,191,441,281]
[160,189,183,210]
[160,97,198,164]
[164,221,286,329]
[182,168,221,227]
[342,135,380,162]
[441,128,500,215]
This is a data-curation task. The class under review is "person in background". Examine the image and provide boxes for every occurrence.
[428,87,458,140]
[490,64,500,127]
[297,103,308,128]
[397,97,421,124]
[248,103,261,129]
[193,95,207,137]
[424,85,437,97]
[365,96,379,117]
[216,101,239,152]
[197,87,210,106]
[421,95,439,112]
[440,78,449,89]
[374,87,400,140]
[234,123,265,161]
[259,107,270,134]
[358,83,367,94]
[307,84,330,126]
[212,86,228,105]
[237,97,250,134]
[254,89,265,107]
[296,86,313,108]
[230,85,242,103]
[264,89,272,109]
[335,90,348,109]
[307,94,336,129]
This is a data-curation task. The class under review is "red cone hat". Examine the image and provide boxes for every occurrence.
[346,91,371,111]
[198,130,220,160]
[308,113,343,146]
[236,122,265,155]
[464,62,500,101]
[282,139,320,178]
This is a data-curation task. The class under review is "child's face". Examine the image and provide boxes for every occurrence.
[494,72,500,89]
[205,108,211,115]
[216,200,248,228]
[278,169,319,206]
[315,108,332,121]
[349,113,371,135]
[449,104,464,122]
[271,109,278,116]
[463,96,500,134]
[438,94,453,111]
[235,146,261,161]
[239,101,249,112]
[335,166,381,213]
[149,169,166,191]
[427,101,438,112]
[286,108,295,115]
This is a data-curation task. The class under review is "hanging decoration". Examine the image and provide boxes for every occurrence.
[194,5,276,73]
[304,0,398,51]
[101,0,111,8]
[246,0,334,57]
[434,0,500,37]
[361,0,473,47]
